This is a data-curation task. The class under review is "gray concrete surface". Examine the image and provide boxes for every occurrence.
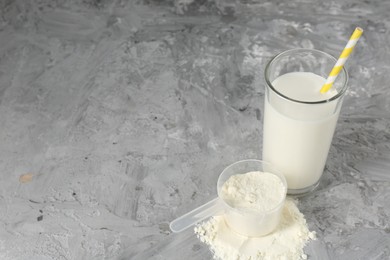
[0,0,389,259]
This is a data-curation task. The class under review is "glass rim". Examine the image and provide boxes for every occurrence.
[264,48,349,105]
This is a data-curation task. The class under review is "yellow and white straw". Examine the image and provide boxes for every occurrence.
[320,27,363,94]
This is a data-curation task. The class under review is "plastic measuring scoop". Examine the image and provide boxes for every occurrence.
[169,197,225,233]
[170,159,287,237]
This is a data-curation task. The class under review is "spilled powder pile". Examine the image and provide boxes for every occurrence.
[195,199,316,260]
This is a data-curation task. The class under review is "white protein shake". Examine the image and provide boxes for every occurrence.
[263,72,340,190]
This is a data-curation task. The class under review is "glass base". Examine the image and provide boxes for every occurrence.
[287,180,320,197]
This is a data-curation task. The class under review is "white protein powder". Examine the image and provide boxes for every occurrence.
[195,170,315,260]
[220,171,286,212]
[195,199,316,260]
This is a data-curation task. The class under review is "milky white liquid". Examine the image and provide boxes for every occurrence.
[263,72,341,191]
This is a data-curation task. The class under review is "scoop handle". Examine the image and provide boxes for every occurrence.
[170,197,225,233]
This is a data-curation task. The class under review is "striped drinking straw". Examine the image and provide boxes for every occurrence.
[320,27,364,94]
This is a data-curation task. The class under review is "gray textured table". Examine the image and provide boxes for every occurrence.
[0,1,389,259]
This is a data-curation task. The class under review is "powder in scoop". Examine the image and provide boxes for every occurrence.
[220,171,286,212]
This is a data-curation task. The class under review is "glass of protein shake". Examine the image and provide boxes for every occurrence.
[263,49,348,195]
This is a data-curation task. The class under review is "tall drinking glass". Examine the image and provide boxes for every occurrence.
[263,49,348,195]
